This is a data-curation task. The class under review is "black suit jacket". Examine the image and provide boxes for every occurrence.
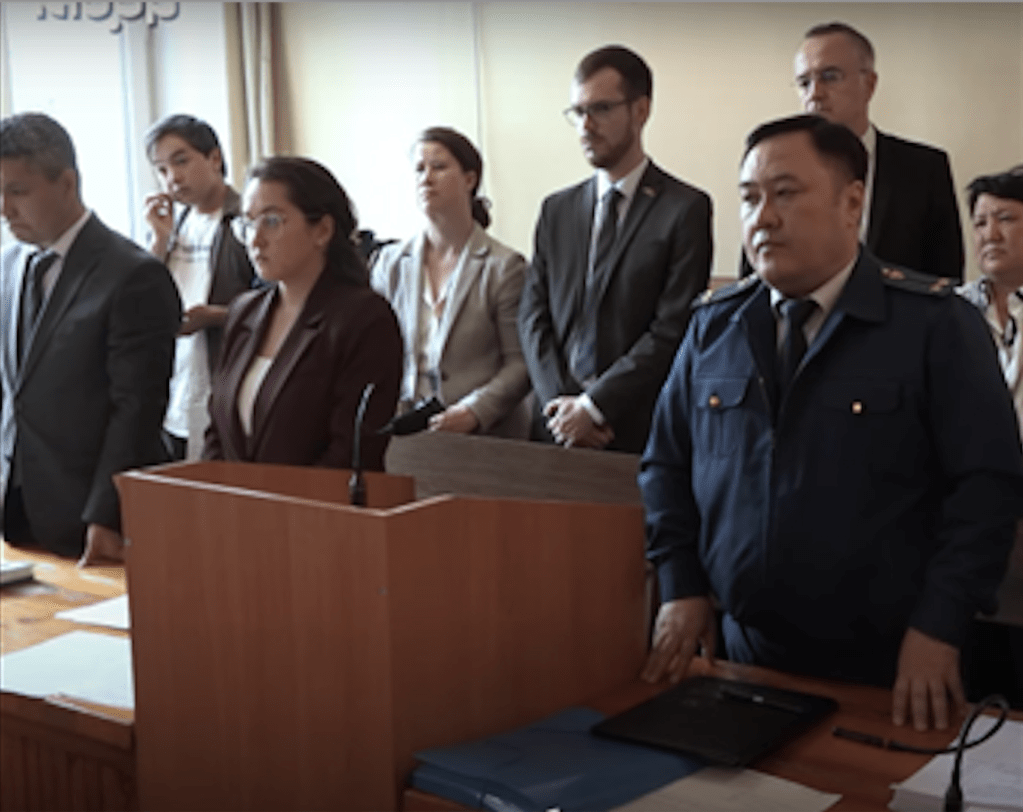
[0,215,182,557]
[203,269,403,471]
[740,130,964,281]
[518,161,713,454]
[868,130,964,282]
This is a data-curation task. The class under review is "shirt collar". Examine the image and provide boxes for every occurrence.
[596,155,649,204]
[768,253,858,320]
[43,209,92,259]
[861,124,877,160]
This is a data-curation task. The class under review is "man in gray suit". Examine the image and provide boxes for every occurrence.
[518,45,712,454]
[0,112,180,564]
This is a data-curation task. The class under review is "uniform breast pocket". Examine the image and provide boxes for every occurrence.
[815,379,910,468]
[691,377,751,458]
[818,379,901,417]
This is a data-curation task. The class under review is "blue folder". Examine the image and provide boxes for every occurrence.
[411,707,705,812]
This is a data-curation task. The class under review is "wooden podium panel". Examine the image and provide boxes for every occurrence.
[148,459,414,508]
[383,496,646,784]
[117,462,646,811]
[119,464,409,812]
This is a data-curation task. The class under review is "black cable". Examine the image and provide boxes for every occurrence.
[832,694,1010,812]
[941,695,1009,812]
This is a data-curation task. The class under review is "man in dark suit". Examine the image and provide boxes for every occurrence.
[518,45,712,454]
[792,21,963,281]
[0,112,181,564]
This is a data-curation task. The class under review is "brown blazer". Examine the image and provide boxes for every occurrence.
[202,269,402,471]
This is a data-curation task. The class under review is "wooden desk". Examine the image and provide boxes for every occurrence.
[402,657,998,812]
[3,527,1016,812]
[1,542,136,812]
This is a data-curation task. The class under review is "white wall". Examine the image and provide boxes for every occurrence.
[279,2,480,241]
[0,2,233,243]
[280,2,1023,282]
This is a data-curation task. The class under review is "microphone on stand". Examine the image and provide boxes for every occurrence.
[376,396,445,436]
[349,382,376,507]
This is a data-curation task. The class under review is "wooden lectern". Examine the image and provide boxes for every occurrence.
[117,461,647,812]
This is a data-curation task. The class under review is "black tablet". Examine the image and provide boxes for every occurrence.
[591,676,838,767]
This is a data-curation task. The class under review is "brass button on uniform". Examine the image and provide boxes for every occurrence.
[708,394,721,408]
[851,400,864,414]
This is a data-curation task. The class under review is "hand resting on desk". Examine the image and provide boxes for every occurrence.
[641,597,716,684]
[77,524,125,568]
[892,627,966,733]
[642,604,967,733]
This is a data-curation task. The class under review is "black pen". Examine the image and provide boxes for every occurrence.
[832,726,888,748]
[718,685,806,715]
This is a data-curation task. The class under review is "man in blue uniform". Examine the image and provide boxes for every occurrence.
[639,114,1023,732]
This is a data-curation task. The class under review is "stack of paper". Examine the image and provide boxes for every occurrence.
[889,718,1022,811]
[0,630,134,710]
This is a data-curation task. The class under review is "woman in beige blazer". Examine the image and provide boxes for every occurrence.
[372,127,531,438]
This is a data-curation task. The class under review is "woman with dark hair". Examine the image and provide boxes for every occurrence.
[203,156,402,469]
[371,127,531,438]
[959,165,1023,435]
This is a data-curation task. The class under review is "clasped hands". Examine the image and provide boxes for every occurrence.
[544,395,614,449]
[642,598,966,732]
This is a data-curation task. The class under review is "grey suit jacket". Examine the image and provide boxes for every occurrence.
[0,214,181,557]
[372,224,531,438]
[518,161,713,453]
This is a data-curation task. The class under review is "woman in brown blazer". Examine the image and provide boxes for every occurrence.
[203,157,402,470]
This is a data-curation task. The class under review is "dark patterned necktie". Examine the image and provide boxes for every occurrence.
[19,250,58,367]
[572,187,622,383]
[777,297,817,393]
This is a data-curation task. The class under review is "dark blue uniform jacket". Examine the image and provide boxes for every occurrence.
[640,249,1023,684]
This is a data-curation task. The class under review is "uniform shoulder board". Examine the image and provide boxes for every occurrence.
[880,265,954,297]
[693,274,758,307]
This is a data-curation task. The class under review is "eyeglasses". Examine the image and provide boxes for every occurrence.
[563,99,631,127]
[231,212,287,243]
[793,67,869,94]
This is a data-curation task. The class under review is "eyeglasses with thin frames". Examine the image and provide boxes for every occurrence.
[563,98,632,127]
[231,212,287,244]
[793,67,871,95]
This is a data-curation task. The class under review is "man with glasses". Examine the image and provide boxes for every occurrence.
[518,45,712,454]
[792,21,963,281]
[143,114,258,460]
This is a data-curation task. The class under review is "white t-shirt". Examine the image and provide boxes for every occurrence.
[164,207,221,458]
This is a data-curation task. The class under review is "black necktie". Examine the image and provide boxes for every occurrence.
[777,297,817,393]
[19,250,58,367]
[572,188,622,383]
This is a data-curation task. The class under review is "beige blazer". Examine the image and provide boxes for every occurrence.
[371,224,531,438]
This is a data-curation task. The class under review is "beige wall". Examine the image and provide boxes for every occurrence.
[279,2,1022,282]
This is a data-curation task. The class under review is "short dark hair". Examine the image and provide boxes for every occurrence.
[417,126,490,229]
[743,114,868,185]
[967,165,1023,213]
[575,45,652,101]
[144,113,226,177]
[0,112,79,186]
[248,156,367,287]
[804,21,875,67]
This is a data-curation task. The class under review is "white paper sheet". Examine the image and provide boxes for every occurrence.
[0,630,134,710]
[55,594,130,630]
[611,766,841,812]
[889,717,1023,811]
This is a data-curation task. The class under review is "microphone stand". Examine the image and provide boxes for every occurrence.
[349,382,375,507]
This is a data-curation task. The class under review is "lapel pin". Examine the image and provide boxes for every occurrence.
[642,186,656,197]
